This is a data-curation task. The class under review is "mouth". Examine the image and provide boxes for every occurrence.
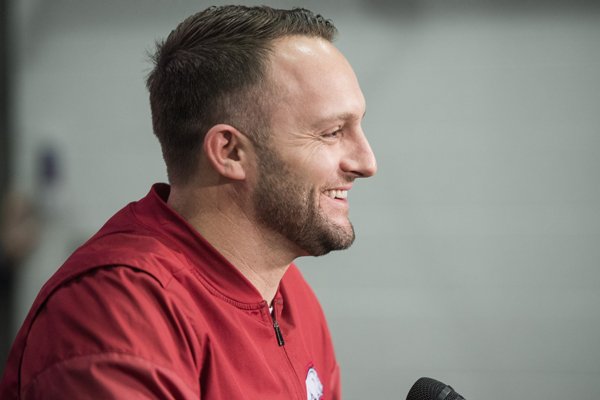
[323,189,348,200]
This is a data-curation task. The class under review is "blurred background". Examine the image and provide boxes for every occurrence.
[1,0,599,398]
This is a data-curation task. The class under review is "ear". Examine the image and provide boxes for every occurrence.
[202,124,251,180]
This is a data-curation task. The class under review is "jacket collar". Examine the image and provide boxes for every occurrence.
[132,183,281,309]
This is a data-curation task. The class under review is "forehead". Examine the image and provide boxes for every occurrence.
[266,36,366,131]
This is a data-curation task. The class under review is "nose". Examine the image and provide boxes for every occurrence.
[341,129,377,178]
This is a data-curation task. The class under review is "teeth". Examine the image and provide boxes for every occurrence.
[324,190,348,199]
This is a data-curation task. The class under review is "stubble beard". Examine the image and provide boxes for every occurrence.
[252,144,355,257]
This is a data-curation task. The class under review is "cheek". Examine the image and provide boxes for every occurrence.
[298,151,340,183]
[278,142,341,190]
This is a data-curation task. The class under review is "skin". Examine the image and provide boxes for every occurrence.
[168,35,377,304]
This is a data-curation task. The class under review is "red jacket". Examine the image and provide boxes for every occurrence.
[0,184,340,399]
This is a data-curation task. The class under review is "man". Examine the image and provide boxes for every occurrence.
[0,5,376,399]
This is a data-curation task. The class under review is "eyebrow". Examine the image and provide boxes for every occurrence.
[337,110,367,121]
[312,110,366,129]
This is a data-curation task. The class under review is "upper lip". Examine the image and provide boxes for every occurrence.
[324,185,352,191]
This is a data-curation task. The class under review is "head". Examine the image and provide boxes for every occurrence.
[146,5,337,185]
[148,6,376,257]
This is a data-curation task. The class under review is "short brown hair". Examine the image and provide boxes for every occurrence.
[146,5,337,184]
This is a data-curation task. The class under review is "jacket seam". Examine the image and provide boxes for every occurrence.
[22,350,199,397]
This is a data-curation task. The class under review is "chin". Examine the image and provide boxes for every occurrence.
[325,215,353,234]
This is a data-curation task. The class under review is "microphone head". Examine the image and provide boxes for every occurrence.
[406,377,465,400]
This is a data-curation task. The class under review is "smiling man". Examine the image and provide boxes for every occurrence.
[0,6,376,399]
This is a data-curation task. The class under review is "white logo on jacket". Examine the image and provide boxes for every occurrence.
[305,367,323,400]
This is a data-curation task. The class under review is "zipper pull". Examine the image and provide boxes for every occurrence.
[273,320,285,346]
[271,303,285,347]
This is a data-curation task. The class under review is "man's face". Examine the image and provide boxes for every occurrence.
[252,36,377,257]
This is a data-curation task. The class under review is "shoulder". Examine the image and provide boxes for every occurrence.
[21,266,203,395]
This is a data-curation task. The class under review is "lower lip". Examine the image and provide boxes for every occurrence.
[322,194,348,207]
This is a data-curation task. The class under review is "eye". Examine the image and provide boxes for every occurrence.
[321,128,342,140]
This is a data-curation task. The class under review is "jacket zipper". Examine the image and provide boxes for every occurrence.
[270,301,304,400]
[271,305,285,346]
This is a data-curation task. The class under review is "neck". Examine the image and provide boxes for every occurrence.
[167,183,297,304]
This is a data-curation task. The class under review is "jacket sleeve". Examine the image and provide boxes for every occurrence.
[20,266,202,399]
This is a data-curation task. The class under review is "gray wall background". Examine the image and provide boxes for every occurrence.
[9,0,600,398]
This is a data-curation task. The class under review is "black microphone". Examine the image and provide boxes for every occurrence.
[406,377,465,400]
